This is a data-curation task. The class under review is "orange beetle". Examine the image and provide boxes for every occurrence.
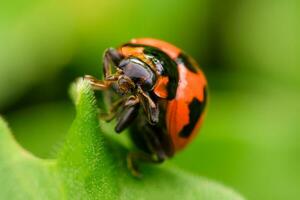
[85,38,207,176]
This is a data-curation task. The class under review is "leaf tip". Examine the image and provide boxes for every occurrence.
[69,78,95,106]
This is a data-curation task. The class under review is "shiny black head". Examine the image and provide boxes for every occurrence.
[116,57,157,94]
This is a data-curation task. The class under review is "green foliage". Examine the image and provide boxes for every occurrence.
[0,79,244,200]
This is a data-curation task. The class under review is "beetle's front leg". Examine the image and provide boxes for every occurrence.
[137,87,159,125]
[103,48,123,78]
[99,97,126,122]
[84,48,123,90]
[84,75,113,90]
[100,95,139,123]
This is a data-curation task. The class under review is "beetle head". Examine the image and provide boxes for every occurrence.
[115,57,156,95]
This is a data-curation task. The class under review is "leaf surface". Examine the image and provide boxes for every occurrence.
[0,79,245,200]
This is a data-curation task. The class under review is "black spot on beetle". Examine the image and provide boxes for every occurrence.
[143,46,179,100]
[179,87,207,138]
[176,53,198,73]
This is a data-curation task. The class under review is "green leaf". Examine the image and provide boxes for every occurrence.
[0,79,245,200]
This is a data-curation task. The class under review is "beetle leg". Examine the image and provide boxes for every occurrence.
[115,103,140,133]
[84,73,122,91]
[99,97,125,122]
[103,48,123,78]
[85,48,123,90]
[137,87,156,107]
[84,75,111,90]
[100,94,139,122]
[102,95,139,125]
[124,95,140,107]
[137,87,159,125]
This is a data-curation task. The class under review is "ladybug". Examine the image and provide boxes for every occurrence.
[85,38,207,176]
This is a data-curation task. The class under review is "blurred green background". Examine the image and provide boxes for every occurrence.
[1,0,299,199]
